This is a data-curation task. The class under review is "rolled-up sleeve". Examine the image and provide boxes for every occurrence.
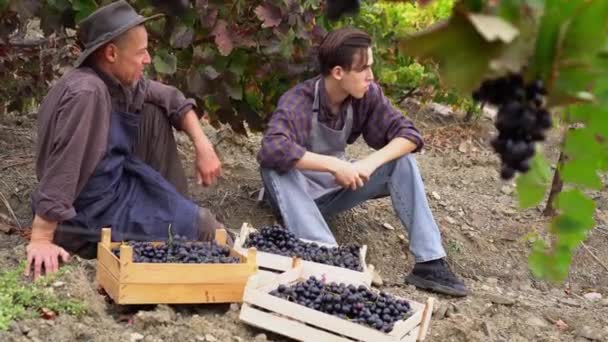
[32,90,110,222]
[257,108,307,172]
[361,83,423,152]
[145,80,198,130]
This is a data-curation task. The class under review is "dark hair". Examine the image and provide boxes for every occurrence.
[318,27,372,76]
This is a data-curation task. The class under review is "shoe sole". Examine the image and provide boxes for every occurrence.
[405,274,469,297]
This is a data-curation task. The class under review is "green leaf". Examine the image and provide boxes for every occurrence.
[467,13,519,43]
[554,189,595,219]
[399,12,507,94]
[564,128,604,162]
[560,0,608,60]
[72,0,97,23]
[153,50,177,75]
[516,152,552,208]
[560,158,603,189]
[48,0,71,11]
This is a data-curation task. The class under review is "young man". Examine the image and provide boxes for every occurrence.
[258,28,468,297]
[27,1,223,280]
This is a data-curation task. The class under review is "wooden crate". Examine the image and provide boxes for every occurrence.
[96,228,257,304]
[234,222,374,286]
[240,262,435,342]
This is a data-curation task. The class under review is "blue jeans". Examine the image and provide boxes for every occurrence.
[260,154,446,263]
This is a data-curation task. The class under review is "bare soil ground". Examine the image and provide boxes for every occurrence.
[1,103,607,342]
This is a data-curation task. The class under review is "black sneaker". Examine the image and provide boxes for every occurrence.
[405,258,469,297]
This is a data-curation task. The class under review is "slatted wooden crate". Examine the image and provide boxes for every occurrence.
[96,227,257,304]
[240,262,435,342]
[234,222,374,286]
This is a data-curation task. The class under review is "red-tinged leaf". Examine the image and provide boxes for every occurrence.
[199,7,218,29]
[211,20,234,56]
[254,2,283,28]
[170,25,194,49]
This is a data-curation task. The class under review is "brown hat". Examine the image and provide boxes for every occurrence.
[74,0,162,67]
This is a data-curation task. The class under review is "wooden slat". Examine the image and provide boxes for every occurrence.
[97,243,120,279]
[240,303,354,342]
[243,265,429,342]
[233,222,373,285]
[416,298,435,341]
[117,283,245,304]
[100,228,111,247]
[119,262,254,284]
[96,262,120,302]
[244,287,396,341]
[399,327,420,342]
[389,310,423,338]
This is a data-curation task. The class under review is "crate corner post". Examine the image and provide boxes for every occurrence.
[417,297,435,341]
[100,227,112,247]
[216,228,228,245]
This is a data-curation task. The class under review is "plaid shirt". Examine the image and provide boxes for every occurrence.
[257,76,424,172]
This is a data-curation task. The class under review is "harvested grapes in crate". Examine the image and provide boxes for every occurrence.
[111,236,240,264]
[95,228,257,304]
[240,262,434,342]
[233,223,374,285]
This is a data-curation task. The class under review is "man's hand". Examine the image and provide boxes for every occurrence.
[25,240,70,280]
[195,145,222,186]
[330,158,365,190]
[352,159,380,182]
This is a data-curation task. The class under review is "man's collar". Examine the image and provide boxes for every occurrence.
[317,76,352,117]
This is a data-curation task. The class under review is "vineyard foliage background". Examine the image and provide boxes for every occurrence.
[2,0,608,281]
[0,0,461,132]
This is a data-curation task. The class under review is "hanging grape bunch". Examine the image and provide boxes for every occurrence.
[325,0,361,20]
[244,224,363,271]
[472,74,552,180]
[269,276,412,333]
[112,235,240,264]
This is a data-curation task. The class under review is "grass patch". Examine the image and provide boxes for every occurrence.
[0,262,86,330]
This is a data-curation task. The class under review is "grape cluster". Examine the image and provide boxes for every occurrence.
[269,276,412,333]
[326,0,361,20]
[244,225,363,271]
[472,74,552,179]
[112,235,240,264]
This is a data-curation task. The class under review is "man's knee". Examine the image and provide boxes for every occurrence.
[395,154,418,173]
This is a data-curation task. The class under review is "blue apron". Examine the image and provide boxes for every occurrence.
[62,110,199,243]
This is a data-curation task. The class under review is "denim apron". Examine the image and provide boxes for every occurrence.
[54,110,199,243]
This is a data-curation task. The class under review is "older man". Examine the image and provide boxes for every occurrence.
[27,1,223,279]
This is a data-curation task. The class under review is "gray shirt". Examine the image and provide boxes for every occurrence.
[33,66,197,222]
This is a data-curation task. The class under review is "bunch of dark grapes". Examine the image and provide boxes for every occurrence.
[244,224,362,271]
[325,0,361,20]
[269,276,412,333]
[472,74,552,179]
[112,235,240,264]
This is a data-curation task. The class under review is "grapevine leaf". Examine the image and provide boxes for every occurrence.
[72,0,97,23]
[399,12,507,94]
[170,25,194,49]
[467,13,519,43]
[515,152,551,209]
[560,158,603,189]
[211,19,234,56]
[153,50,177,74]
[255,2,283,28]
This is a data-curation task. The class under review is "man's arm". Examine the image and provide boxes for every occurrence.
[26,215,69,280]
[146,80,221,186]
[180,110,221,186]
[354,83,423,179]
[354,137,417,181]
[28,88,109,279]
